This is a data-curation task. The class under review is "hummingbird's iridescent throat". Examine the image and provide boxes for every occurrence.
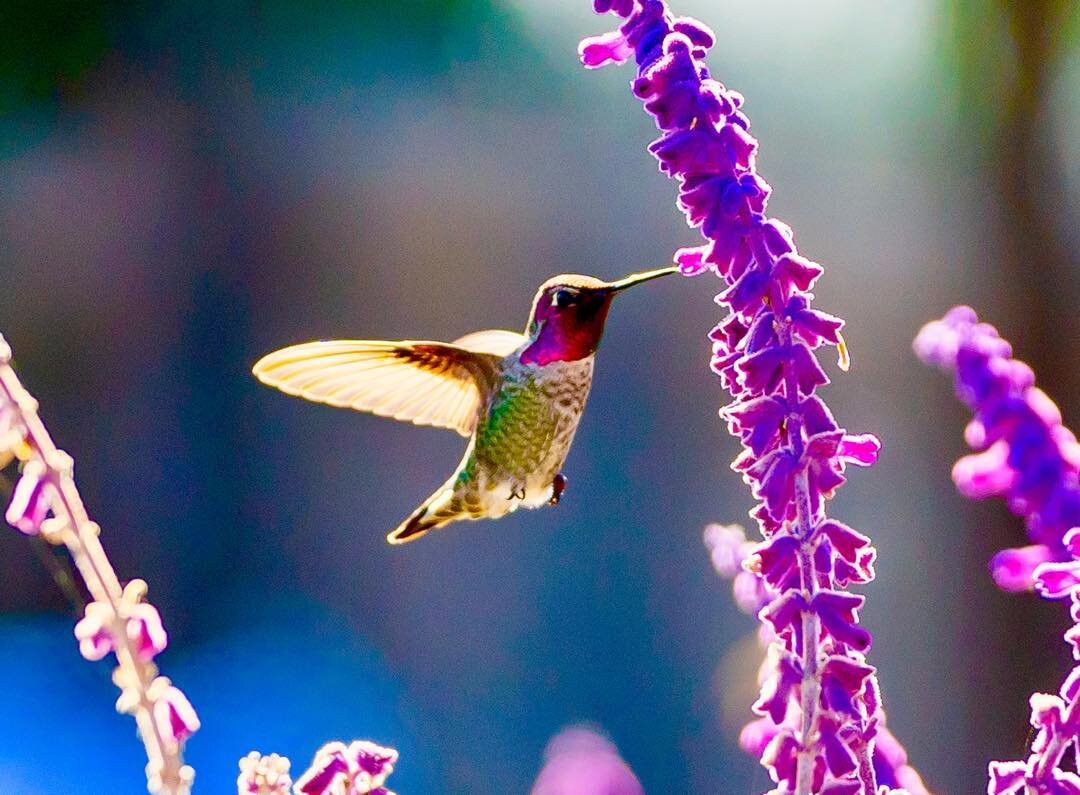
[520,266,677,366]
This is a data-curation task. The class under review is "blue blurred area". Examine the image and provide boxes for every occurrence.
[0,0,1076,792]
[0,597,435,793]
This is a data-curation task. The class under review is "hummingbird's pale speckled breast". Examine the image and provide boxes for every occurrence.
[459,355,595,517]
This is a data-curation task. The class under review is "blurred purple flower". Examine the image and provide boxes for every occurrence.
[915,306,1080,591]
[237,751,292,795]
[531,726,643,795]
[583,2,920,791]
[916,307,1080,792]
[294,740,398,795]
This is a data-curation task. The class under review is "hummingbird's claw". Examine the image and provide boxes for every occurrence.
[550,473,567,505]
[507,484,526,501]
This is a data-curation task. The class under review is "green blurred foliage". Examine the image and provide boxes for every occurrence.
[0,0,130,111]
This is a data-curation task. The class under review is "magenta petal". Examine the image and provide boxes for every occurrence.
[990,544,1053,592]
[579,30,634,68]
[1064,527,1080,558]
[5,464,53,535]
[295,746,350,795]
[154,685,200,746]
[760,728,800,787]
[738,716,778,756]
[674,245,710,276]
[818,717,857,777]
[752,534,800,590]
[952,441,1015,499]
[349,740,398,779]
[127,603,168,661]
[753,652,803,724]
[760,589,808,639]
[987,760,1027,795]
[811,590,871,652]
[1034,561,1080,599]
[837,434,880,467]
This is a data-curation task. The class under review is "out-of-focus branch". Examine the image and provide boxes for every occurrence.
[0,333,197,795]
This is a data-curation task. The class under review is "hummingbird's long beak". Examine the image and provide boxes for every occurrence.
[606,265,680,293]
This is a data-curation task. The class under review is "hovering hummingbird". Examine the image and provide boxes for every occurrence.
[252,266,677,544]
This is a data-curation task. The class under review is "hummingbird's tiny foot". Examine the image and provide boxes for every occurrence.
[507,484,526,501]
[550,473,567,505]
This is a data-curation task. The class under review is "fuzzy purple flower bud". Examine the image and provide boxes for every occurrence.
[915,308,1080,587]
[530,726,643,795]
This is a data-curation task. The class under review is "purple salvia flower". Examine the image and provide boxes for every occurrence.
[916,307,1080,793]
[584,3,922,792]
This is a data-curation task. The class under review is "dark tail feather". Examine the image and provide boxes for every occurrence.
[386,504,443,545]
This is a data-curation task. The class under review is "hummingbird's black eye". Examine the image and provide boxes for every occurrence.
[552,288,576,308]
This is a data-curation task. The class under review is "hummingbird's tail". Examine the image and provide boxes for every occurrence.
[386,488,464,544]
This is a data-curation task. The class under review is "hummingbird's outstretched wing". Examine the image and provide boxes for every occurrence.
[252,339,509,436]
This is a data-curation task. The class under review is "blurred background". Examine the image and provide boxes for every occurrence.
[0,0,1077,791]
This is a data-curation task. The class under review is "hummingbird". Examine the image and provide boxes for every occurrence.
[252,266,677,544]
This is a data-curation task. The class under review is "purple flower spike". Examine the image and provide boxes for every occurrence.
[917,308,1080,791]
[583,1,922,790]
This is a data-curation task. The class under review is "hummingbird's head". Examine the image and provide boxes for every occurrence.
[520,266,677,365]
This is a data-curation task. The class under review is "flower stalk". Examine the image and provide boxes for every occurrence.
[0,333,196,794]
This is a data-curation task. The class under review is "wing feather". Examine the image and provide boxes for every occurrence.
[252,340,501,436]
[452,329,526,358]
